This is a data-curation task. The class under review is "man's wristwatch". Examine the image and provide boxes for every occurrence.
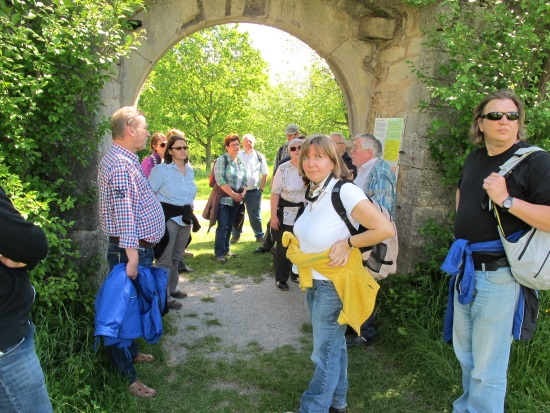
[502,196,514,211]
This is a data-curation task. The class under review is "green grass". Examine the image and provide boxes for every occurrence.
[37,171,550,412]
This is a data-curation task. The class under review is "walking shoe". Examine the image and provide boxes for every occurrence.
[329,407,347,413]
[290,273,299,283]
[128,380,157,398]
[255,236,265,243]
[276,281,289,291]
[216,255,227,263]
[132,353,155,363]
[225,251,238,258]
[177,261,193,273]
[171,290,188,299]
[167,300,183,310]
[346,335,375,348]
[230,236,240,244]
[253,246,269,253]
[183,249,194,257]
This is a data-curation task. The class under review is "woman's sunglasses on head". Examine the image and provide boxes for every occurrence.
[480,111,519,121]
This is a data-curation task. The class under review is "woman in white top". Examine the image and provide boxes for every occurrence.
[270,138,306,291]
[293,135,394,413]
[149,131,197,310]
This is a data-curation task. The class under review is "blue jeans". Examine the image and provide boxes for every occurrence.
[300,280,348,413]
[215,203,240,257]
[0,324,53,413]
[452,266,520,413]
[106,241,155,384]
[232,188,264,238]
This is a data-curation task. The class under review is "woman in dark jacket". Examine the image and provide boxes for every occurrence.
[0,186,51,412]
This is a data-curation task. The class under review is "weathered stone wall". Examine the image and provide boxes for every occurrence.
[92,0,454,274]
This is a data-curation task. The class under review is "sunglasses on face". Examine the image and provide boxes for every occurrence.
[290,146,302,152]
[171,146,188,151]
[159,141,167,148]
[480,111,519,121]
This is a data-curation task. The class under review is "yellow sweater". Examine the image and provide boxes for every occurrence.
[282,232,379,335]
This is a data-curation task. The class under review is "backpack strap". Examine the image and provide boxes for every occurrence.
[331,180,358,235]
[489,147,545,211]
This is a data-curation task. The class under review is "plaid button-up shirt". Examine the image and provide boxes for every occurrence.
[98,143,165,249]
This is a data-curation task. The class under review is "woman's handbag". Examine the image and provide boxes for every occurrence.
[491,147,550,290]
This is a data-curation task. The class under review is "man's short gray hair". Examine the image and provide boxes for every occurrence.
[353,133,382,157]
[329,132,345,143]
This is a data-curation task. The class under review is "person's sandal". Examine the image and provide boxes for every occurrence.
[128,380,157,398]
[133,353,155,363]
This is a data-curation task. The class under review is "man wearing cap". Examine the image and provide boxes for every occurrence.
[330,131,357,178]
[231,133,269,244]
[97,106,165,398]
[254,124,300,254]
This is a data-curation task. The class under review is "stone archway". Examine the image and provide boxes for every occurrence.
[97,0,454,273]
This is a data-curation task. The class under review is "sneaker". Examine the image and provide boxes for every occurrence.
[167,300,183,310]
[225,251,238,258]
[253,246,269,254]
[230,236,240,244]
[171,290,188,299]
[216,256,227,263]
[255,236,265,243]
[276,281,289,291]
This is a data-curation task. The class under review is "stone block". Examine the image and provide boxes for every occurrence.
[358,16,396,41]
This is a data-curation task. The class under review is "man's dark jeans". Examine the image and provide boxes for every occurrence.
[106,240,154,384]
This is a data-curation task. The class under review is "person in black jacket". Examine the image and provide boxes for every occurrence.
[0,186,52,413]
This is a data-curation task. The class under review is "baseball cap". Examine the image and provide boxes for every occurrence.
[284,124,299,135]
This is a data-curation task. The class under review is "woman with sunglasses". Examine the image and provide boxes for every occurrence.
[148,130,197,310]
[270,138,306,291]
[141,132,167,178]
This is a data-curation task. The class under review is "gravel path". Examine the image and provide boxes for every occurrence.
[162,274,310,364]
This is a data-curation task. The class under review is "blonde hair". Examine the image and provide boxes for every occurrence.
[298,134,352,185]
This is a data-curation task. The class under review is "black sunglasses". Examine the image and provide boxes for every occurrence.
[159,141,167,148]
[171,146,188,151]
[289,146,302,152]
[480,111,519,121]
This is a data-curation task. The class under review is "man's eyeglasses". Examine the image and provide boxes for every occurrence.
[480,112,519,121]
[290,146,302,152]
[159,141,167,148]
[171,146,188,151]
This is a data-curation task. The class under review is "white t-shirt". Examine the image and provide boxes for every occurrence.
[293,178,367,281]
[237,149,268,189]
[271,161,306,204]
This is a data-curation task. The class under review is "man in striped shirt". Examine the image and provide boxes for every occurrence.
[97,106,165,398]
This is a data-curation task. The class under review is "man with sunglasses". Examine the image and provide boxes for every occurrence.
[97,106,165,398]
[444,89,550,413]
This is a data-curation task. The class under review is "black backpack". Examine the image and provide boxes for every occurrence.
[331,180,398,280]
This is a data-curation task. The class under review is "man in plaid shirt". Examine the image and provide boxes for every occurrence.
[97,106,165,398]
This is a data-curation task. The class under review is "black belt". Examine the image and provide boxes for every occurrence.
[109,236,154,248]
[473,257,509,271]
